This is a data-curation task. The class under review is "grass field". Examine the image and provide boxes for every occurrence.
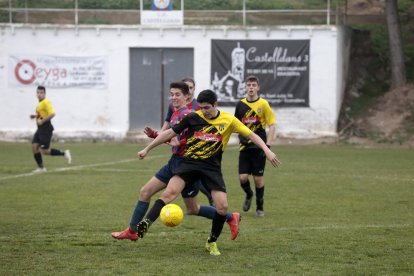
[0,141,413,275]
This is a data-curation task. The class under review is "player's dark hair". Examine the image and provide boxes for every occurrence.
[37,85,46,93]
[197,89,217,105]
[181,77,195,87]
[170,81,189,95]
[245,75,260,85]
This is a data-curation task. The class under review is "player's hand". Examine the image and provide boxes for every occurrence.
[144,126,158,139]
[265,150,281,168]
[36,118,43,126]
[137,149,148,160]
[30,114,37,119]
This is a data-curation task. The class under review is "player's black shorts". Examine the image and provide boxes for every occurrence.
[32,124,54,149]
[238,148,266,176]
[155,154,201,198]
[175,159,227,193]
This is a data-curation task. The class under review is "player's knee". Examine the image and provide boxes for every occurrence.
[239,175,249,183]
[139,186,152,201]
[214,202,228,215]
[161,189,179,203]
[39,148,49,155]
[253,179,264,188]
[31,145,38,153]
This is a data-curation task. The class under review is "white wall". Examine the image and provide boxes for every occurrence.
[0,24,349,141]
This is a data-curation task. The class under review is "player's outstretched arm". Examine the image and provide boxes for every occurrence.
[137,128,177,160]
[247,132,281,168]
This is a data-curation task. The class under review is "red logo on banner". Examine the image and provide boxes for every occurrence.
[14,59,37,84]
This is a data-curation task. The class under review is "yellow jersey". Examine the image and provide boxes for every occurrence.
[234,97,275,151]
[36,99,55,120]
[172,110,252,166]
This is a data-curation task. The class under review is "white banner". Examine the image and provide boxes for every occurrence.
[9,55,108,89]
[141,10,183,25]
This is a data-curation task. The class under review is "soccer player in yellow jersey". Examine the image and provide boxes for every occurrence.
[135,89,281,256]
[30,85,71,173]
[157,78,214,206]
[111,82,240,242]
[234,75,276,217]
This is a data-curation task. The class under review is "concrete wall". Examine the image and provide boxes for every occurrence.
[0,23,350,142]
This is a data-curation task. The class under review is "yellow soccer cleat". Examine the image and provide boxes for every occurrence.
[205,239,221,256]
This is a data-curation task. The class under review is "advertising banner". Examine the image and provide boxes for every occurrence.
[210,39,309,107]
[9,55,108,89]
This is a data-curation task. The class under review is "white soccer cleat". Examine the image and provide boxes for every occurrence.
[32,167,47,173]
[256,210,264,217]
[64,150,72,164]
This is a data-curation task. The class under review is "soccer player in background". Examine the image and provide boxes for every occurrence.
[30,85,71,173]
[234,75,276,217]
[135,89,281,256]
[112,82,240,241]
[153,77,215,206]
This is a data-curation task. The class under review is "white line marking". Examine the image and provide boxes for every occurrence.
[0,154,167,182]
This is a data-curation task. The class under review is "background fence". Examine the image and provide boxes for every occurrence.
[0,0,382,26]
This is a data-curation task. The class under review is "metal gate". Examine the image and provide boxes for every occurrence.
[129,48,194,130]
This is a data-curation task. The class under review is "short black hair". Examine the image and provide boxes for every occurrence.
[37,85,46,92]
[197,89,217,105]
[170,81,189,95]
[245,75,260,85]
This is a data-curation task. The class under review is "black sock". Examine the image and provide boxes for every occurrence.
[50,148,64,156]
[241,179,253,198]
[256,186,264,211]
[208,212,226,243]
[34,153,43,168]
[145,199,166,224]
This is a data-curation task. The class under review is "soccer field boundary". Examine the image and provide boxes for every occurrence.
[0,154,167,182]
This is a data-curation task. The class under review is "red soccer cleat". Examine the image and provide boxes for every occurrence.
[227,212,241,240]
[111,227,138,241]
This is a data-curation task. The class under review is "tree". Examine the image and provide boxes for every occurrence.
[385,0,406,88]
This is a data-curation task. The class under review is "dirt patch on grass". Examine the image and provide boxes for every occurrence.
[366,85,414,136]
[342,84,414,146]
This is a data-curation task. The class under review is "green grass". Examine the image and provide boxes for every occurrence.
[0,142,413,274]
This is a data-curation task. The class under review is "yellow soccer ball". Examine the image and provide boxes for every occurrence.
[160,204,184,227]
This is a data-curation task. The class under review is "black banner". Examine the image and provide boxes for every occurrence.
[210,39,309,107]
